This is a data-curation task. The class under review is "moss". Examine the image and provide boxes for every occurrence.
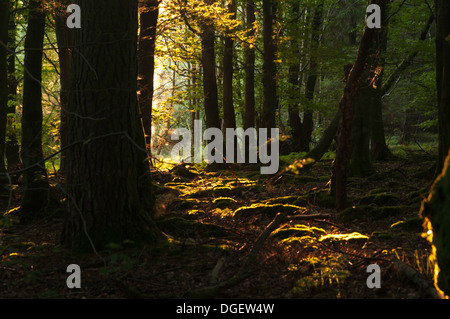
[264,195,309,207]
[356,193,400,206]
[156,217,228,238]
[318,232,369,244]
[317,191,337,209]
[339,205,407,222]
[390,217,423,232]
[339,206,372,221]
[168,198,202,210]
[213,197,238,208]
[233,203,303,218]
[272,224,326,239]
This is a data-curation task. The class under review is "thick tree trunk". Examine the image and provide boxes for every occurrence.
[262,0,278,131]
[0,0,8,179]
[420,152,450,298]
[436,0,450,174]
[334,0,386,211]
[20,0,52,222]
[62,0,158,252]
[138,0,159,150]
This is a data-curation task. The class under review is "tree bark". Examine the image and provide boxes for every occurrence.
[20,0,52,222]
[334,0,386,211]
[62,0,158,252]
[138,0,159,150]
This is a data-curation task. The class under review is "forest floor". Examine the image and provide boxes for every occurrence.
[0,149,441,299]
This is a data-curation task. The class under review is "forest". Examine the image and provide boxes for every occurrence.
[1,0,450,302]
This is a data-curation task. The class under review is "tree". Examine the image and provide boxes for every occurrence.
[300,1,324,152]
[55,0,73,176]
[5,0,21,176]
[62,0,159,252]
[0,0,8,181]
[201,0,221,131]
[262,0,278,130]
[20,0,52,222]
[138,0,160,150]
[243,0,256,132]
[436,0,450,174]
[334,0,387,211]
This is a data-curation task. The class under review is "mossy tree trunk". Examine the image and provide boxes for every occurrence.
[62,0,158,252]
[420,153,450,297]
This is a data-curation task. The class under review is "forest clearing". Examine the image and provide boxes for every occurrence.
[1,0,450,302]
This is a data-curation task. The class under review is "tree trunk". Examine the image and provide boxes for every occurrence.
[138,0,159,150]
[201,0,221,130]
[287,0,302,152]
[244,0,256,131]
[5,0,20,177]
[262,0,278,130]
[222,0,237,162]
[20,0,52,222]
[55,1,72,177]
[0,0,8,180]
[300,1,323,152]
[436,0,450,174]
[62,0,158,252]
[370,0,393,161]
[334,0,386,211]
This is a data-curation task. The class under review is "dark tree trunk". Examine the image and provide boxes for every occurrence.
[201,0,221,131]
[287,0,302,152]
[262,0,278,130]
[243,0,256,131]
[300,1,323,152]
[334,0,386,211]
[436,0,450,174]
[62,0,158,252]
[0,0,8,179]
[20,0,52,222]
[55,1,73,177]
[138,0,159,150]
[5,0,21,176]
[370,1,393,161]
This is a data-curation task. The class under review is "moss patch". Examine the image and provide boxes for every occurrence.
[318,232,369,244]
[272,224,326,239]
[233,203,303,219]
